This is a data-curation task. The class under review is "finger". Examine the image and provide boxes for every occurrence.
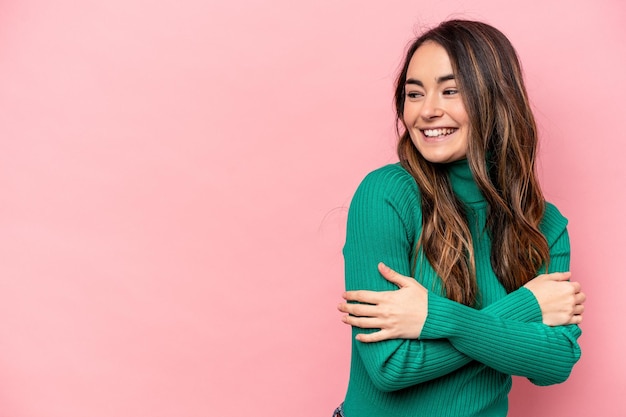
[342,315,385,329]
[343,290,386,304]
[378,262,414,288]
[338,302,380,317]
[355,329,392,343]
[575,291,586,304]
[548,271,572,281]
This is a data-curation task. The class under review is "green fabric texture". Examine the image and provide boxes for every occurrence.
[341,160,581,417]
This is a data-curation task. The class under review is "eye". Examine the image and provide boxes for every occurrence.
[443,89,459,96]
[405,91,423,100]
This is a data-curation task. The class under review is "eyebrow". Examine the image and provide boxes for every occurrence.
[405,74,455,87]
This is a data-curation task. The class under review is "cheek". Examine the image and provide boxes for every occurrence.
[453,103,470,126]
[401,117,413,135]
[402,106,410,123]
[403,102,419,123]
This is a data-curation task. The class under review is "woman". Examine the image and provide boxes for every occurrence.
[335,20,585,417]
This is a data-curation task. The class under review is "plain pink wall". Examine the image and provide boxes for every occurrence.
[0,1,624,416]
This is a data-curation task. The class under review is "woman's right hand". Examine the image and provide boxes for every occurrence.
[523,272,585,326]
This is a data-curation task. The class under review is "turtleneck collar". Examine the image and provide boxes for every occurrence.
[446,159,486,205]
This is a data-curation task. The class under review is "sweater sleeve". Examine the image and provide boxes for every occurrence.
[344,165,469,391]
[420,215,582,386]
[343,165,555,391]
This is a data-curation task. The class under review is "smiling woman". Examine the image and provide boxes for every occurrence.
[334,20,586,417]
[402,41,470,164]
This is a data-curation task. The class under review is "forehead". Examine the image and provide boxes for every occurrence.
[406,41,454,79]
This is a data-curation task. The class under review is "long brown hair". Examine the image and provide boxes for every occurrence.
[395,20,549,306]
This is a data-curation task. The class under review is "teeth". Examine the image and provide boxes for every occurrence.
[423,128,455,137]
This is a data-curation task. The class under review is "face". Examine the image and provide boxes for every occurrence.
[403,41,470,164]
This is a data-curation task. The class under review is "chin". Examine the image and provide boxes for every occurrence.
[420,152,466,164]
[413,140,467,164]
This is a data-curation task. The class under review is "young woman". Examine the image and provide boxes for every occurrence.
[335,20,585,417]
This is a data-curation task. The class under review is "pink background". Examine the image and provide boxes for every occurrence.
[0,1,624,416]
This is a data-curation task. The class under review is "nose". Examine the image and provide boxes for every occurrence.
[420,94,443,120]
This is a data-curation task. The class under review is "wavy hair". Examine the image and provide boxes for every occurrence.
[395,20,549,306]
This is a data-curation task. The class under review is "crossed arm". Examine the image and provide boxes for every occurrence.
[337,167,585,391]
[339,262,585,342]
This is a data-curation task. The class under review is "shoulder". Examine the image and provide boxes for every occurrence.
[350,164,421,212]
[540,202,569,246]
[354,163,419,199]
[348,163,422,225]
[346,164,422,245]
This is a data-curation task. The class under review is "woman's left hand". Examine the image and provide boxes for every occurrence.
[337,262,428,343]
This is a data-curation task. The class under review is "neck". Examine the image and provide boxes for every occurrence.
[446,159,485,204]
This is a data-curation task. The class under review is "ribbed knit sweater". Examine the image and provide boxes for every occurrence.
[341,161,581,417]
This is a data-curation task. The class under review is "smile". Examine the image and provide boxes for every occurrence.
[422,128,457,137]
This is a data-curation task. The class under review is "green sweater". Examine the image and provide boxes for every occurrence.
[342,161,581,417]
